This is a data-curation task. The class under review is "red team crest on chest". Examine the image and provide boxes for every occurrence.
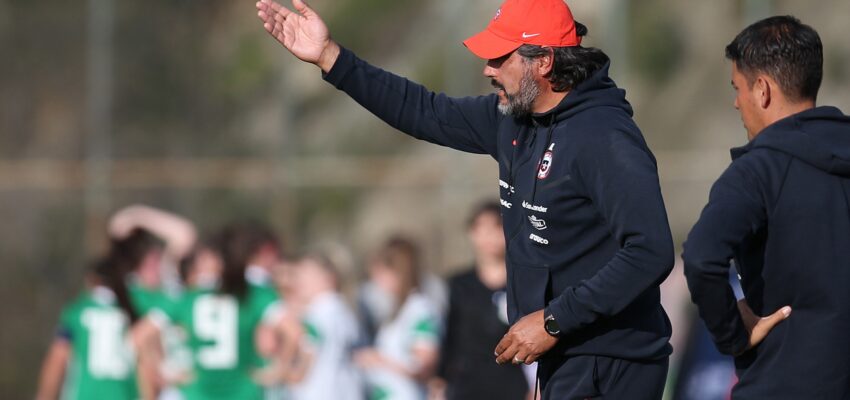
[537,143,555,179]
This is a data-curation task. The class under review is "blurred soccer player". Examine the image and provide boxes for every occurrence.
[109,205,198,398]
[284,252,362,399]
[109,204,197,290]
[355,237,441,400]
[36,257,144,400]
[108,205,196,318]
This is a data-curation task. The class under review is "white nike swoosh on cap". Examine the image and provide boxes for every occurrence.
[521,32,541,38]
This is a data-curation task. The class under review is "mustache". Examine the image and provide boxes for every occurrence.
[491,79,505,91]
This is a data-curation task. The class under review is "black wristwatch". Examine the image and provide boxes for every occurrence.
[544,313,561,336]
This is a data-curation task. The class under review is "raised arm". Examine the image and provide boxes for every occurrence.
[256,0,339,73]
[256,0,501,156]
[109,205,197,260]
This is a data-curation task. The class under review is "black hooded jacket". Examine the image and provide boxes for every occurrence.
[683,106,850,399]
[324,47,673,361]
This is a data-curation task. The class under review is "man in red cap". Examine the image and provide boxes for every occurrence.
[257,0,673,398]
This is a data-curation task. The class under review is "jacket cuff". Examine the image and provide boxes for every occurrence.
[546,295,577,336]
[321,46,356,88]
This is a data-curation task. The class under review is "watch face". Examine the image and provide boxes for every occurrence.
[545,316,560,335]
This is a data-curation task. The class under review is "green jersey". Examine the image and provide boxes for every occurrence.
[129,282,174,316]
[159,284,280,400]
[57,287,138,400]
[242,279,279,372]
[129,282,192,387]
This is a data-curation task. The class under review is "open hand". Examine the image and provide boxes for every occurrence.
[256,0,340,72]
[737,299,791,352]
[494,309,558,365]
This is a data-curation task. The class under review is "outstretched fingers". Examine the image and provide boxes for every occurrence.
[257,0,292,25]
[257,0,332,66]
[261,19,285,44]
[259,0,292,17]
[256,1,288,42]
[256,4,274,31]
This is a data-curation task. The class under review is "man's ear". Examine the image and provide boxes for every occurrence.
[537,47,555,76]
[755,75,772,109]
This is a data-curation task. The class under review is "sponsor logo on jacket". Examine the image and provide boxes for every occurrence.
[528,215,547,230]
[522,201,547,213]
[499,179,515,193]
[529,233,549,245]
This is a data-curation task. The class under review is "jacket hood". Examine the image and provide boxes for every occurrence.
[732,106,850,177]
[531,61,633,124]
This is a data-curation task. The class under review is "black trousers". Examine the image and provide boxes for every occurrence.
[537,354,669,400]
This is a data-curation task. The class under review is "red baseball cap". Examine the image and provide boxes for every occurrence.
[463,0,582,60]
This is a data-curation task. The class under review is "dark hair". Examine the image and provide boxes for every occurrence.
[241,221,281,253]
[178,246,198,285]
[213,222,279,300]
[178,238,215,285]
[466,200,502,229]
[91,257,140,323]
[725,15,822,102]
[214,227,253,301]
[109,229,163,271]
[373,235,421,305]
[100,229,163,323]
[516,22,610,92]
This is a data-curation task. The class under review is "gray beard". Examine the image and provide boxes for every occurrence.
[497,67,540,118]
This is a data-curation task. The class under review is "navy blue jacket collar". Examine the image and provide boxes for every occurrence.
[731,106,850,176]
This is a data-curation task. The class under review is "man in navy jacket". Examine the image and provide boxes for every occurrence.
[683,16,850,399]
[258,0,674,397]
